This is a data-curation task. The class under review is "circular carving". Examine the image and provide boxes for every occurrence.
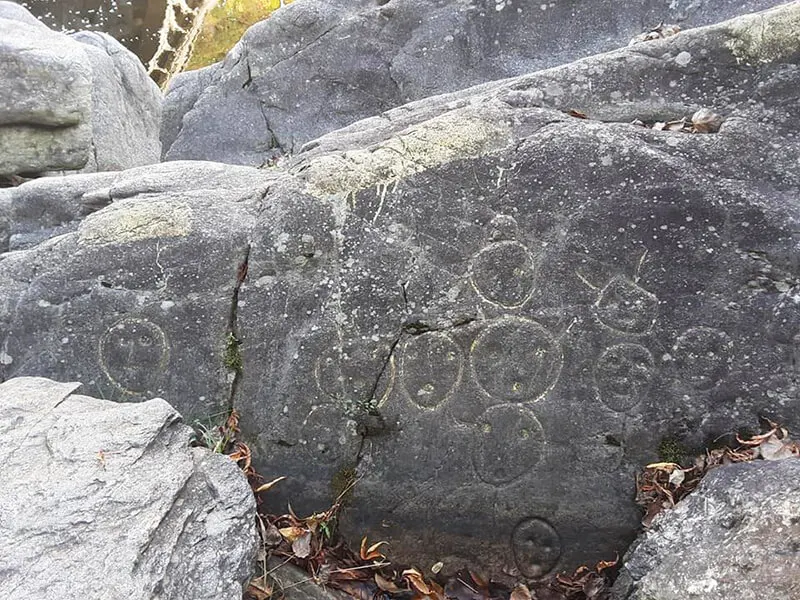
[99,318,168,393]
[511,517,562,578]
[315,342,395,406]
[470,318,561,402]
[595,343,655,412]
[595,275,658,334]
[400,333,462,409]
[301,405,359,464]
[472,404,545,485]
[672,327,733,390]
[471,241,535,308]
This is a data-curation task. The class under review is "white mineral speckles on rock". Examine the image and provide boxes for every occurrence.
[675,51,692,66]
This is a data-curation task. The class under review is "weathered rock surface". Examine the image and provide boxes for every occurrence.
[0,171,117,252]
[161,0,787,165]
[0,160,272,418]
[1,1,799,580]
[0,376,257,600]
[0,2,161,177]
[612,459,800,599]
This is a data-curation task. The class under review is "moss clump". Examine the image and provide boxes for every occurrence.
[224,332,243,373]
[185,0,293,71]
[657,437,687,464]
[330,464,357,505]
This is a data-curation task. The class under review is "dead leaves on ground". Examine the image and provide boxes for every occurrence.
[566,107,725,134]
[631,109,725,134]
[628,22,681,46]
[637,420,800,527]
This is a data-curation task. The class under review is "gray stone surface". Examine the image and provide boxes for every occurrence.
[0,160,272,419]
[161,0,787,165]
[70,30,163,172]
[1,2,799,580]
[612,460,800,600]
[0,2,161,177]
[0,376,257,600]
[0,11,93,175]
[0,171,118,252]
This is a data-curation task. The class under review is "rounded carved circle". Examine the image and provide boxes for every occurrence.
[595,275,658,334]
[594,343,655,412]
[472,404,545,485]
[315,343,394,405]
[672,327,733,390]
[99,318,168,393]
[301,405,359,464]
[511,517,562,578]
[470,318,561,402]
[471,241,535,308]
[400,333,462,409]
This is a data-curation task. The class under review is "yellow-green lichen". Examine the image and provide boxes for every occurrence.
[330,463,357,505]
[725,3,800,65]
[185,0,293,71]
[78,200,192,246]
[300,108,513,198]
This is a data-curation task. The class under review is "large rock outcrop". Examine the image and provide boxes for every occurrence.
[0,376,257,600]
[612,460,800,600]
[161,0,786,165]
[1,1,799,579]
[0,2,162,177]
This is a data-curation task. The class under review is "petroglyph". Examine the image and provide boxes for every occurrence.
[300,404,360,464]
[400,333,462,409]
[99,318,168,393]
[472,404,545,485]
[511,517,562,578]
[672,327,733,390]
[595,275,658,334]
[595,343,656,412]
[470,317,561,403]
[471,241,536,308]
[315,343,396,407]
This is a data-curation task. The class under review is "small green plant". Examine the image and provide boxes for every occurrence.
[193,410,239,453]
[657,437,687,464]
[224,332,243,372]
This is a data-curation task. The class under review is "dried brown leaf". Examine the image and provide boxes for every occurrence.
[403,568,432,596]
[255,476,287,494]
[468,570,489,591]
[278,526,307,543]
[375,573,402,593]
[510,583,532,600]
[292,531,312,558]
[360,536,388,560]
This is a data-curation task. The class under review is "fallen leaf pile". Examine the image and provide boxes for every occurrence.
[636,420,799,526]
[564,107,725,134]
[631,109,725,134]
[628,23,681,45]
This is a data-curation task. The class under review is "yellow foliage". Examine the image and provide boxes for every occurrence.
[185,0,294,71]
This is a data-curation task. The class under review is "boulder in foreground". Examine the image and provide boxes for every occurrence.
[0,2,161,178]
[613,459,800,600]
[0,377,257,600]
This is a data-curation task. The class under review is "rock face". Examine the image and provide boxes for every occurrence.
[0,376,257,600]
[0,2,161,177]
[161,0,785,165]
[612,460,800,600]
[1,1,799,580]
